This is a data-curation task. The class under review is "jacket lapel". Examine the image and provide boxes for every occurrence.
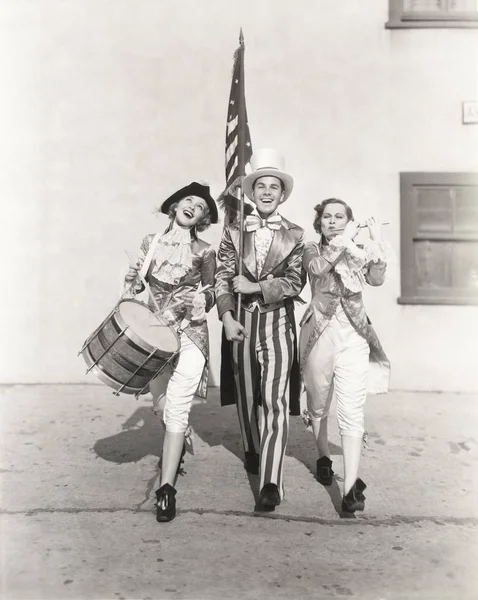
[242,231,257,278]
[260,224,297,278]
[230,228,257,279]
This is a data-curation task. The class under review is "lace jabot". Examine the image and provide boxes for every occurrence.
[151,223,193,285]
[328,235,394,293]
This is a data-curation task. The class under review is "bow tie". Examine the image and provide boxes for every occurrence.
[244,214,282,232]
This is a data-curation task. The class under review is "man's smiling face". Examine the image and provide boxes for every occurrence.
[251,176,284,218]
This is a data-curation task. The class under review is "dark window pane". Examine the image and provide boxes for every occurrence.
[414,241,453,288]
[453,242,478,289]
[454,187,478,233]
[416,187,453,232]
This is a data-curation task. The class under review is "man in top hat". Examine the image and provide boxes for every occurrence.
[215,149,306,511]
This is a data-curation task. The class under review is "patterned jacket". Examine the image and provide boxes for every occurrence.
[216,217,306,317]
[299,239,390,394]
[216,217,306,412]
[136,233,216,398]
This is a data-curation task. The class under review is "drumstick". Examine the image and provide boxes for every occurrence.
[124,250,161,315]
[196,283,212,294]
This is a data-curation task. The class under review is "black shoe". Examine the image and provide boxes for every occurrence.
[244,452,259,475]
[155,483,177,522]
[316,456,334,486]
[256,483,281,512]
[341,478,367,513]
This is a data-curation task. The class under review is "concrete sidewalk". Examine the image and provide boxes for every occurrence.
[1,384,477,600]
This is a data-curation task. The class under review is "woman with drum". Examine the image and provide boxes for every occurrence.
[125,181,218,523]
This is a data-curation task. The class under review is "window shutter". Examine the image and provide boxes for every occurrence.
[399,173,478,304]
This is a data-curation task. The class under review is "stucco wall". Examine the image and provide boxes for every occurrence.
[0,0,476,391]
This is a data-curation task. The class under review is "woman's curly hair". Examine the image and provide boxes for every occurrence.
[157,201,212,233]
[313,198,354,233]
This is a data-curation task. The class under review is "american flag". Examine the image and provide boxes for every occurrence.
[220,30,253,398]
[225,29,253,188]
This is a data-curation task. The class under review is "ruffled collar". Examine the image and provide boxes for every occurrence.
[151,222,194,285]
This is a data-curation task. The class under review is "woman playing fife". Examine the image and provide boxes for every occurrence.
[299,198,391,513]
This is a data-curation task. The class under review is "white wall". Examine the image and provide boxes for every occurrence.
[0,0,477,391]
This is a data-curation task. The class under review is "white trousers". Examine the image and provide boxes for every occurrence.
[149,333,206,433]
[303,305,370,439]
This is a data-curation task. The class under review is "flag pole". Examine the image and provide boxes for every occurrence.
[219,29,252,405]
[236,28,246,318]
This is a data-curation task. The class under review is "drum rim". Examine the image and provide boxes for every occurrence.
[115,298,180,355]
[82,347,152,395]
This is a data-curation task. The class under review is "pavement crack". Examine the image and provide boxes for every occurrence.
[2,507,477,526]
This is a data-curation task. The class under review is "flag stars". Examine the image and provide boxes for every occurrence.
[230,100,235,105]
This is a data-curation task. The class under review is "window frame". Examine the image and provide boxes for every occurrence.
[386,0,478,28]
[399,172,478,306]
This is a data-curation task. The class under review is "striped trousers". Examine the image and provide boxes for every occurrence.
[232,306,294,497]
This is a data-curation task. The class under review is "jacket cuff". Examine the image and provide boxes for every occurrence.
[204,289,215,313]
[217,294,236,320]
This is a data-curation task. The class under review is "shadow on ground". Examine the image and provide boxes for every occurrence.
[92,391,344,512]
[93,405,165,464]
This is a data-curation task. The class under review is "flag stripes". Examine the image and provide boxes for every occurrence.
[225,42,252,186]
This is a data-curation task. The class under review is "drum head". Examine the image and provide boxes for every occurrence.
[118,300,179,353]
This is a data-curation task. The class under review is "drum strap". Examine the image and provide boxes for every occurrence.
[139,232,161,280]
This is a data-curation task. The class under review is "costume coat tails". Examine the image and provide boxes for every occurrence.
[135,233,216,398]
[216,216,306,495]
[299,240,390,396]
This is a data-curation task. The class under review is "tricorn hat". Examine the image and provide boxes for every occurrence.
[242,149,294,203]
[160,181,218,224]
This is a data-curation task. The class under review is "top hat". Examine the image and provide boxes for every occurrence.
[160,181,218,224]
[242,149,294,203]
